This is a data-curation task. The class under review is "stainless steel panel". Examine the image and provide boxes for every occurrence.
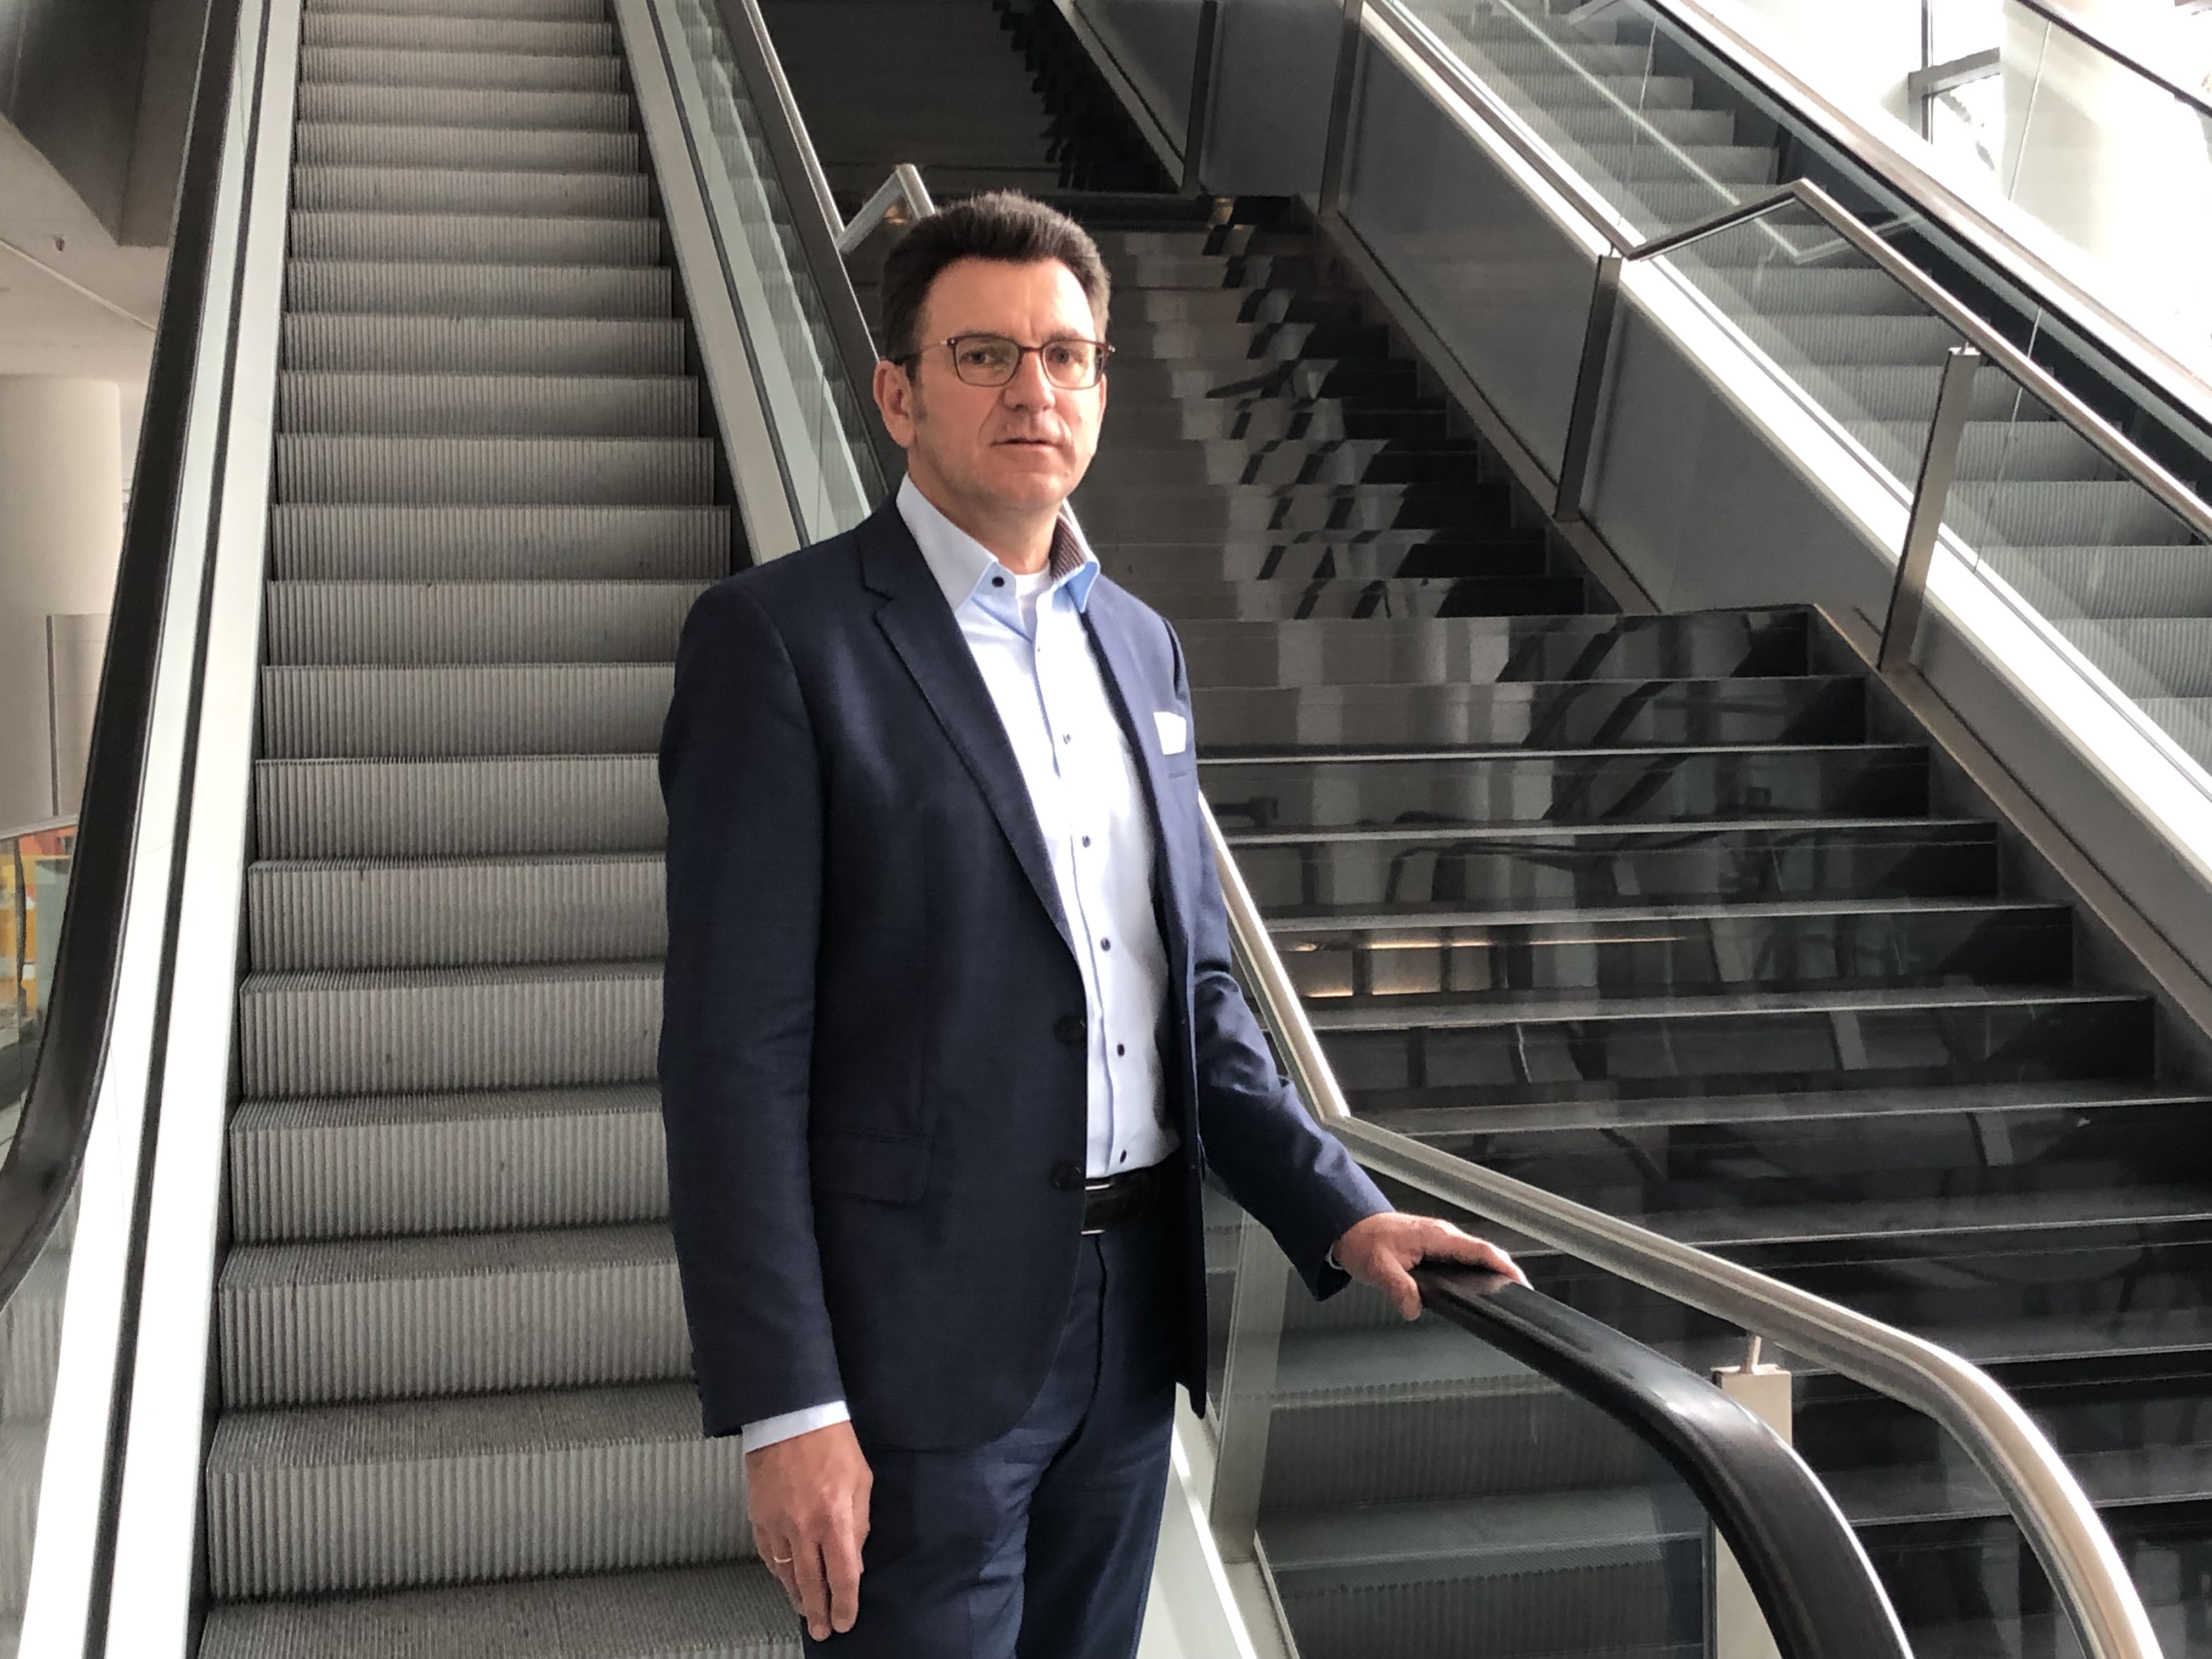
[1201,0,1339,195]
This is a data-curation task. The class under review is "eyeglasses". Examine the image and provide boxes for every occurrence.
[901,334,1114,391]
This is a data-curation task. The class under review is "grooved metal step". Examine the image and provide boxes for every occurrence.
[230,1086,665,1243]
[266,580,704,664]
[219,1224,684,1406]
[275,436,712,506]
[295,83,632,131]
[258,663,674,759]
[253,755,662,860]
[300,45,624,92]
[305,0,607,16]
[198,1561,794,1659]
[277,373,697,438]
[283,314,688,374]
[294,123,641,174]
[291,167,649,218]
[247,851,665,970]
[238,961,660,1097]
[202,1384,742,1600]
[286,261,669,319]
[290,210,660,266]
[268,505,728,581]
[301,12,615,53]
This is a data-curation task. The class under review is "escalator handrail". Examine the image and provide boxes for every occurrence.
[1999,0,2212,122]
[1609,0,2212,451]
[1366,0,2212,561]
[1417,1267,1910,1659]
[0,0,249,1317]
[1202,803,2165,1659]
[709,0,908,488]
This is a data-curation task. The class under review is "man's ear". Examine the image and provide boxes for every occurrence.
[873,358,917,450]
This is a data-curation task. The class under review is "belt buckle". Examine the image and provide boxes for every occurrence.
[1080,1175,1116,1237]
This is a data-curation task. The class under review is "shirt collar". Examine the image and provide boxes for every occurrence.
[898,474,1101,616]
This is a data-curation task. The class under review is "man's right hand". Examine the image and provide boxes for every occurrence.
[747,1420,873,1639]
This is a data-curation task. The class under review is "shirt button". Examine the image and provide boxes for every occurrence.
[1116,1043,1126,1057]
[1100,938,1111,951]
[1062,734,1072,745]
[1081,836,1092,847]
[1049,1160,1083,1192]
[1054,1014,1087,1046]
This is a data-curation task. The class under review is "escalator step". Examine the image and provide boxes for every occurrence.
[291,166,650,218]
[230,1085,665,1243]
[219,1225,684,1406]
[291,209,660,267]
[264,579,705,663]
[300,45,625,92]
[247,851,665,971]
[283,314,688,374]
[258,662,674,758]
[252,754,663,860]
[294,122,640,174]
[304,0,609,18]
[301,11,615,53]
[285,261,670,318]
[238,961,661,1097]
[202,1383,742,1600]
[296,82,633,130]
[274,435,713,505]
[198,1562,793,1659]
[268,504,727,580]
[277,372,698,437]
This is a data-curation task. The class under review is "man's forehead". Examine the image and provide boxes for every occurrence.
[922,257,1103,332]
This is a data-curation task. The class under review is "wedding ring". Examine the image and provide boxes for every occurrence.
[772,1553,794,1565]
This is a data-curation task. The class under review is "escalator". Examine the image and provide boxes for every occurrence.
[0,0,2196,1655]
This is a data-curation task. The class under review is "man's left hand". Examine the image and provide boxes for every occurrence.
[1334,1211,1529,1319]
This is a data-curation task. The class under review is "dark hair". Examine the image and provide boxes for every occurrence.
[878,191,1111,363]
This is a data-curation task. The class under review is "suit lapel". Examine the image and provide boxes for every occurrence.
[861,505,1076,955]
[1081,586,1197,983]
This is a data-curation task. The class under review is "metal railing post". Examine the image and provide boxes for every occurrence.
[1207,1210,1291,1564]
[1878,345,1981,674]
[1711,1335,1795,1659]
[1316,0,1366,213]
[1180,0,1220,193]
[1554,251,1623,522]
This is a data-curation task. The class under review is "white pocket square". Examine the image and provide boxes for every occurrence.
[1154,710,1189,756]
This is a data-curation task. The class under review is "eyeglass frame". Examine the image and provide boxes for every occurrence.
[893,333,1116,391]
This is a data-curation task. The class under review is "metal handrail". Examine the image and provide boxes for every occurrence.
[1996,0,2212,123]
[1201,803,2164,1659]
[836,162,937,255]
[1359,0,2212,557]
[1623,0,2212,451]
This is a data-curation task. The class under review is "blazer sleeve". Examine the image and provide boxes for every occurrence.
[1166,627,1390,1297]
[658,579,844,1437]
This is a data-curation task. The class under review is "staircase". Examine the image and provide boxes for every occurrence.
[1085,198,2211,1659]
[196,0,794,1650]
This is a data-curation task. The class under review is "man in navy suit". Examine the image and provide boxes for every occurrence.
[658,192,1522,1657]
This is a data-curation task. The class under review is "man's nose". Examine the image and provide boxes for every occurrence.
[998,349,1058,410]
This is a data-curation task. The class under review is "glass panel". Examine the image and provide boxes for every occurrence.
[0,821,75,1165]
[665,0,882,542]
[0,1203,74,1655]
[1991,4,2212,386]
[1073,0,1206,146]
[1937,362,2212,777]
[1657,199,1967,487]
[1395,0,1777,240]
[1339,27,1602,475]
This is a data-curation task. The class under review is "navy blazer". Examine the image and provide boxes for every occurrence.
[658,498,1387,1451]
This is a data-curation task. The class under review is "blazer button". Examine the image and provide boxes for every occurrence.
[1050,1161,1084,1192]
[1053,1014,1086,1046]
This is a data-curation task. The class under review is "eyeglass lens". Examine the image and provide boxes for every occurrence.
[949,335,1105,390]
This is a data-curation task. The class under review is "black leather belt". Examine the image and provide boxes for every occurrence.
[1081,1159,1175,1235]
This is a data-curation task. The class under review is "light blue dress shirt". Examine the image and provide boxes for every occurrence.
[740,477,1180,1452]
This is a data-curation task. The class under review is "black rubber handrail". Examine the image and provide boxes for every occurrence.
[1416,1265,1912,1659]
[0,0,247,1313]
